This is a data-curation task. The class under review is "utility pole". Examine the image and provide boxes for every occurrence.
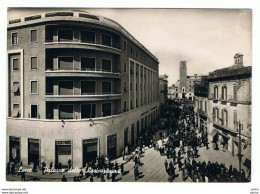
[237,120,243,181]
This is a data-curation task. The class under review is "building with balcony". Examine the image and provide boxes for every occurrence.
[194,76,209,136]
[7,10,160,168]
[168,84,178,100]
[207,53,251,168]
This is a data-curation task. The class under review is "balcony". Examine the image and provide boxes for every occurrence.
[45,40,121,55]
[45,92,121,102]
[45,67,121,78]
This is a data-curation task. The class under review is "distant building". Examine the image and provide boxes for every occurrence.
[159,75,168,105]
[178,61,206,101]
[207,53,251,168]
[168,84,178,99]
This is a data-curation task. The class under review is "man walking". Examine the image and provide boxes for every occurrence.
[164,160,168,172]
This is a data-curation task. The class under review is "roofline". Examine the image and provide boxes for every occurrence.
[7,10,159,62]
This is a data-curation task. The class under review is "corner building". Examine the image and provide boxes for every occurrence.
[7,11,160,168]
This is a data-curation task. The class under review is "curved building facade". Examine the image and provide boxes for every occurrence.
[7,10,160,168]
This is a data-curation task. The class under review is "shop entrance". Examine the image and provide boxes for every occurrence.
[137,121,140,138]
[107,134,117,159]
[124,128,128,147]
[9,136,20,164]
[83,138,98,167]
[55,140,72,168]
[28,138,40,166]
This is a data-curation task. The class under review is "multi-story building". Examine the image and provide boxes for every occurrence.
[7,10,160,168]
[207,53,251,167]
[178,61,206,101]
[194,76,209,135]
[159,75,168,105]
[168,84,178,100]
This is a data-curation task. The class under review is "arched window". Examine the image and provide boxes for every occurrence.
[222,86,227,100]
[214,86,218,99]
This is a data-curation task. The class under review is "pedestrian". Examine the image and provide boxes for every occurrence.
[61,175,67,182]
[120,163,124,175]
[6,162,10,174]
[41,162,46,175]
[178,160,182,171]
[68,159,72,169]
[90,175,94,182]
[181,168,186,181]
[134,166,139,181]
[164,160,168,172]
[20,171,26,181]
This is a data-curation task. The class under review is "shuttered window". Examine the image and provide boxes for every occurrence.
[12,104,20,117]
[107,134,117,148]
[31,81,38,94]
[31,57,38,70]
[30,29,37,42]
[234,85,238,101]
[59,105,73,119]
[233,111,237,129]
[59,81,73,95]
[12,33,18,45]
[13,82,20,95]
[83,138,98,152]
[13,59,19,70]
[58,57,73,70]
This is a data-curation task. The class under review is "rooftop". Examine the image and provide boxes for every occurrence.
[8,10,158,62]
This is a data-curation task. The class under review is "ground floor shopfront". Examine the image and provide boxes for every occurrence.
[7,102,159,168]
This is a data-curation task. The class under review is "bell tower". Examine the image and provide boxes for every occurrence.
[179,61,187,98]
[234,53,243,67]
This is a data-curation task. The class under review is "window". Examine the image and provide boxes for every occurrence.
[213,108,216,122]
[81,57,95,70]
[31,57,38,70]
[13,58,19,70]
[233,85,238,101]
[102,34,112,47]
[124,101,127,112]
[81,30,95,43]
[123,62,127,73]
[130,100,133,109]
[222,86,227,100]
[58,57,73,70]
[130,82,133,92]
[214,86,218,99]
[59,105,73,119]
[13,82,20,95]
[11,33,18,45]
[81,81,95,95]
[58,29,73,42]
[102,82,112,94]
[59,81,73,95]
[30,29,37,42]
[136,83,138,91]
[12,104,20,117]
[204,101,207,112]
[31,81,38,94]
[31,105,38,118]
[136,99,138,107]
[123,40,127,51]
[141,53,143,60]
[81,104,96,118]
[130,46,133,54]
[136,50,138,57]
[233,111,237,129]
[124,82,127,92]
[102,103,111,117]
[102,59,112,72]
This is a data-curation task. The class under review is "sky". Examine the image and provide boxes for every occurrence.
[8,8,252,86]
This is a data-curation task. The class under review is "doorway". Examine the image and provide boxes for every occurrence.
[83,138,98,167]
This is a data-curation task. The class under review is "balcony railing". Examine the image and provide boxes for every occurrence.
[46,91,121,96]
[45,67,121,74]
[45,39,121,51]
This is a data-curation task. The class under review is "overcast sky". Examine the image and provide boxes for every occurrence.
[8,8,252,85]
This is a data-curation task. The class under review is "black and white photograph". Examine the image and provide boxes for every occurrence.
[1,2,260,194]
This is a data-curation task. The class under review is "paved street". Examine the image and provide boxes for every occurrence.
[7,128,247,182]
